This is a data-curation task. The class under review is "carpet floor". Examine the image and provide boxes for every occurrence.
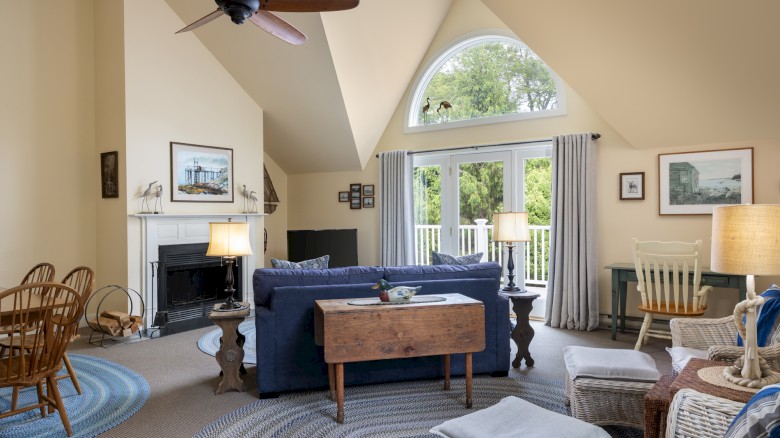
[194,373,641,438]
[0,354,150,438]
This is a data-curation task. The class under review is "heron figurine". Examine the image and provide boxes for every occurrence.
[422,97,431,124]
[249,191,259,213]
[141,181,157,213]
[154,185,164,214]
[241,185,251,212]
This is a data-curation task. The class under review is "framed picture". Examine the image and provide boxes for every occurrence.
[170,142,234,203]
[363,197,374,208]
[350,197,361,209]
[658,147,753,215]
[363,184,374,197]
[619,172,644,200]
[100,151,119,198]
[350,183,361,198]
[338,191,349,202]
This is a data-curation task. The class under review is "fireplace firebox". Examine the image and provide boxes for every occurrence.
[157,243,242,333]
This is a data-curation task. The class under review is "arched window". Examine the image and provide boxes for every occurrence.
[406,33,566,132]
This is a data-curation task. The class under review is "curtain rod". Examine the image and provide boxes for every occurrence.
[375,133,601,158]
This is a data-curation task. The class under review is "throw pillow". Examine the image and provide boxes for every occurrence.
[431,251,483,265]
[563,346,661,382]
[271,255,330,270]
[666,346,709,375]
[724,383,780,438]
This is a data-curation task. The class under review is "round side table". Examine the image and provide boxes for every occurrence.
[500,291,540,368]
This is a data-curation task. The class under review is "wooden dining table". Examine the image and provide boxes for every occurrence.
[0,285,66,326]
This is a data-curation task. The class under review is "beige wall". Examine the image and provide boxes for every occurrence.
[0,1,97,285]
[122,0,265,293]
[263,153,287,266]
[286,0,780,322]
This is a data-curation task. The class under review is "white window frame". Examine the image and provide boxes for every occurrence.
[405,29,567,134]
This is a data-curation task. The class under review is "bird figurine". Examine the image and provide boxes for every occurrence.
[422,97,431,124]
[141,181,157,213]
[154,184,163,214]
[249,190,259,213]
[437,100,452,114]
[241,185,251,213]
[372,279,422,303]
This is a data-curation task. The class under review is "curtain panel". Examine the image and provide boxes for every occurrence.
[378,151,414,266]
[545,133,600,331]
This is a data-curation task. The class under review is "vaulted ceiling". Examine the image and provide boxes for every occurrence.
[166,0,780,174]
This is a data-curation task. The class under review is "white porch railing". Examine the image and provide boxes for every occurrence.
[414,222,551,286]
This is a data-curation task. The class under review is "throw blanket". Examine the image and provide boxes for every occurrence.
[724,383,780,438]
[738,287,780,347]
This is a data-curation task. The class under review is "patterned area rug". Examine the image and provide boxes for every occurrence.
[0,354,150,438]
[197,320,256,364]
[195,374,642,438]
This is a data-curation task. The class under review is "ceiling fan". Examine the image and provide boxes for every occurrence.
[176,0,360,45]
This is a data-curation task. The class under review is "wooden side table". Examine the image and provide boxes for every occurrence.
[643,374,675,438]
[208,303,250,395]
[500,291,540,368]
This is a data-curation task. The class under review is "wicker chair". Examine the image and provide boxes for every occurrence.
[632,239,712,351]
[665,388,742,438]
[670,315,780,371]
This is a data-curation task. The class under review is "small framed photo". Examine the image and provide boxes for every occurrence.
[363,197,374,208]
[100,151,119,198]
[338,191,349,202]
[619,172,644,200]
[350,197,361,209]
[363,184,374,197]
[350,183,361,197]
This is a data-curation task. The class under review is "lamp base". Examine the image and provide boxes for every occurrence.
[501,285,524,292]
[723,354,780,389]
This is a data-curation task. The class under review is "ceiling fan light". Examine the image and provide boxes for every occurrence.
[216,0,261,25]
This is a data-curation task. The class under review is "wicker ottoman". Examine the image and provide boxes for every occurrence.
[563,346,661,428]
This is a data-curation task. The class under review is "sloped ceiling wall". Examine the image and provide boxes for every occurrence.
[481,0,780,149]
[165,0,451,174]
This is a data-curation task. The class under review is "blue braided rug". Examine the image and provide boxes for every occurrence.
[194,374,641,438]
[0,354,150,438]
[197,320,256,364]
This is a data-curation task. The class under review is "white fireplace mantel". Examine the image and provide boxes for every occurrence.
[132,213,263,325]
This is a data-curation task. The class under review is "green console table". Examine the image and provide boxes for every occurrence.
[605,263,747,341]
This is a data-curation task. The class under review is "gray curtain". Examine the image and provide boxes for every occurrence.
[545,133,600,331]
[379,150,414,266]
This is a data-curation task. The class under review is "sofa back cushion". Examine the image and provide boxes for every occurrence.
[383,262,501,283]
[254,266,384,306]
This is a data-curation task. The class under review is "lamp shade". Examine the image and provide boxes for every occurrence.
[206,221,253,257]
[492,212,530,243]
[711,204,780,275]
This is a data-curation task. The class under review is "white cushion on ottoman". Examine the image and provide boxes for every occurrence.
[563,346,661,382]
[429,396,610,438]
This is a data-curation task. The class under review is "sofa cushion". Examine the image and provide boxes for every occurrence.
[431,251,483,266]
[271,255,330,269]
[253,266,384,306]
[383,262,502,283]
[724,383,780,438]
[430,396,610,438]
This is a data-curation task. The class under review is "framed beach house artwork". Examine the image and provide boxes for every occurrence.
[170,142,234,203]
[658,148,753,215]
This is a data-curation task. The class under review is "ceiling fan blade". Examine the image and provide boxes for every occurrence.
[260,0,359,13]
[248,11,307,45]
[175,8,224,34]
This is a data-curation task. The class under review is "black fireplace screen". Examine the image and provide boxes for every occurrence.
[157,243,242,332]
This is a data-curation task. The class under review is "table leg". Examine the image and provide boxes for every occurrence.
[619,278,628,334]
[509,298,536,367]
[214,318,246,395]
[443,354,450,390]
[611,269,619,340]
[335,363,344,423]
[465,352,473,408]
[328,363,335,401]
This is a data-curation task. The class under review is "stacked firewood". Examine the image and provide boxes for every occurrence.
[87,311,142,337]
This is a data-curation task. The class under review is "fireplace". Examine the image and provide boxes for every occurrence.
[134,213,259,333]
[156,243,243,333]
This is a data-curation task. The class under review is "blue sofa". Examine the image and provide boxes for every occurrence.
[252,262,510,397]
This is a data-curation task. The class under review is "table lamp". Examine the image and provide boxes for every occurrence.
[492,212,531,292]
[711,204,780,388]
[207,218,253,311]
